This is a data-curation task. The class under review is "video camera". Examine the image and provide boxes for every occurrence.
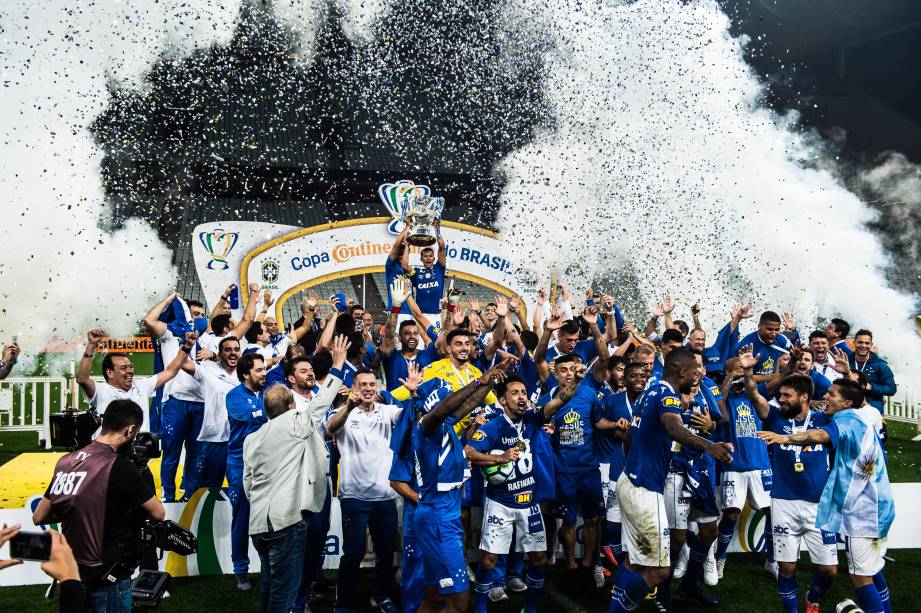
[139,519,197,556]
[128,431,162,468]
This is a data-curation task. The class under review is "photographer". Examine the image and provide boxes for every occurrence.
[32,399,166,613]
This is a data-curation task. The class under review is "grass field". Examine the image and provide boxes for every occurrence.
[1,412,917,611]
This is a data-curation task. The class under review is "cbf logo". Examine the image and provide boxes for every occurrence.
[378,180,431,235]
[199,229,239,270]
[260,259,280,285]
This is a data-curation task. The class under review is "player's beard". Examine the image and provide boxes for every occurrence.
[778,403,800,419]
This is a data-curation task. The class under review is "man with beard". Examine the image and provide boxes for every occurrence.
[381,277,438,391]
[607,348,733,613]
[225,353,268,589]
[180,335,248,589]
[759,380,894,613]
[749,374,837,613]
[763,348,833,402]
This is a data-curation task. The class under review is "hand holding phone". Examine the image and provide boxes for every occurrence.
[9,530,52,561]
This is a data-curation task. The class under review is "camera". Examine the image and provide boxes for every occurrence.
[128,432,162,467]
[50,409,100,449]
[139,519,198,556]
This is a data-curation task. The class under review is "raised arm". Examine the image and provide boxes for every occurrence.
[316,296,342,351]
[437,233,447,267]
[208,285,235,330]
[583,305,609,382]
[758,427,831,447]
[691,303,703,331]
[738,347,771,420]
[154,332,196,388]
[76,329,105,399]
[534,306,564,383]
[142,291,178,339]
[509,297,529,333]
[228,283,261,339]
[644,300,665,338]
[484,297,509,361]
[661,295,675,332]
[389,226,409,261]
[532,288,546,338]
[540,376,578,421]
[420,360,511,434]
[256,290,273,323]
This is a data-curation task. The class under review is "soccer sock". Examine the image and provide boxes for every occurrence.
[605,521,622,551]
[716,516,736,560]
[474,565,493,613]
[777,573,798,613]
[682,532,709,587]
[855,583,885,613]
[763,513,775,564]
[805,570,834,604]
[608,566,654,613]
[523,566,546,613]
[873,571,892,613]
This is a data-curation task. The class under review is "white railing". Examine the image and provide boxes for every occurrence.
[884,385,919,428]
[0,377,68,449]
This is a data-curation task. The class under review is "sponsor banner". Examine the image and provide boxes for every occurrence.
[240,218,526,326]
[2,483,919,586]
[96,336,156,353]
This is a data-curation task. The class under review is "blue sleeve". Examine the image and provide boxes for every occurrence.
[591,396,603,424]
[871,361,897,398]
[659,394,683,417]
[265,360,288,389]
[388,454,414,482]
[782,329,799,346]
[467,427,493,454]
[225,389,248,421]
[613,304,625,331]
[577,338,598,361]
[711,321,737,363]
[812,373,831,399]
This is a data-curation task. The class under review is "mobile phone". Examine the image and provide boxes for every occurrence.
[354,318,364,333]
[9,531,51,561]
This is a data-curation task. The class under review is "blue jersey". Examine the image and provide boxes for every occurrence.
[264,358,287,389]
[413,414,465,518]
[388,453,419,538]
[385,257,410,314]
[467,410,550,508]
[538,381,602,474]
[734,331,790,376]
[226,384,266,465]
[623,381,683,493]
[717,391,770,472]
[382,347,437,391]
[411,262,446,313]
[764,407,831,502]
[598,388,634,483]
[671,385,719,472]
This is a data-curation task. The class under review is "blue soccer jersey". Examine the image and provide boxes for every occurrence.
[670,388,717,472]
[623,381,683,493]
[764,407,831,503]
[411,262,446,313]
[717,391,770,472]
[225,384,266,465]
[413,415,465,518]
[537,381,602,474]
[389,453,419,538]
[734,331,791,376]
[598,388,634,483]
[467,410,550,508]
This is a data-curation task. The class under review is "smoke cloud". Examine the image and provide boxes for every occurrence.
[0,1,241,360]
[495,0,921,384]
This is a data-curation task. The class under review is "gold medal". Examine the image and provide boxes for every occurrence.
[793,462,805,473]
[515,441,527,452]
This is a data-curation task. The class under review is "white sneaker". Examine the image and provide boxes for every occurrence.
[593,565,605,588]
[488,586,509,602]
[672,544,689,579]
[716,558,726,580]
[703,554,718,586]
[764,560,779,580]
[507,577,528,592]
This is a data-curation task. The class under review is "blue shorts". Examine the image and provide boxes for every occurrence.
[554,469,604,525]
[414,510,469,595]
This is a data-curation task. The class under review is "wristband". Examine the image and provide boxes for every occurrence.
[390,306,402,314]
[83,352,94,359]
[180,344,194,353]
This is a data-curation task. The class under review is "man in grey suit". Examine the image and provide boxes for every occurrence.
[243,335,350,612]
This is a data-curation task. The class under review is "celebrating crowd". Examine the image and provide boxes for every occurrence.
[5,224,899,613]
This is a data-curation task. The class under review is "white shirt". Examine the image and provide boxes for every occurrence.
[251,336,291,362]
[329,402,401,501]
[157,330,203,403]
[89,377,157,432]
[193,360,240,443]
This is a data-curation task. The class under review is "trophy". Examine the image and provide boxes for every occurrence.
[401,194,445,247]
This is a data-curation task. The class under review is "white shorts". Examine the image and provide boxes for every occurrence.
[616,473,670,568]
[480,497,547,555]
[600,463,611,506]
[664,472,720,530]
[719,469,771,511]
[606,477,622,523]
[844,536,887,577]
[771,498,838,566]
